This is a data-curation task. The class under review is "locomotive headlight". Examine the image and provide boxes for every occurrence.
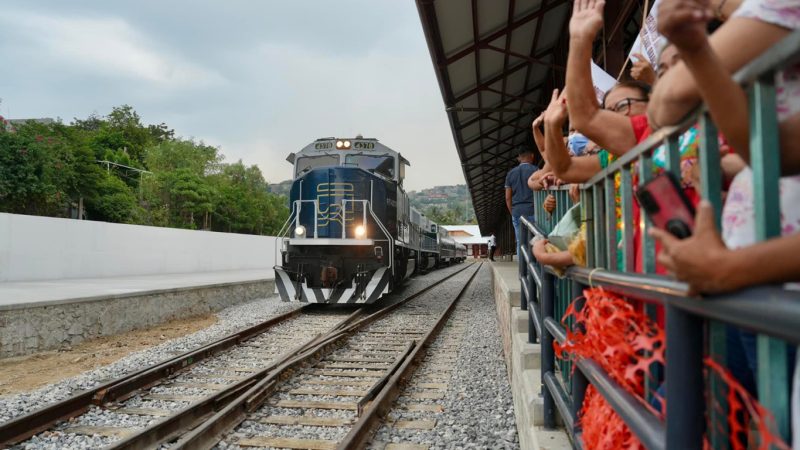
[294,225,306,237]
[343,140,351,148]
[355,225,366,238]
[336,140,344,149]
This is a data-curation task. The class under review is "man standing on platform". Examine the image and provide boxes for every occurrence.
[505,145,538,260]
[488,233,496,261]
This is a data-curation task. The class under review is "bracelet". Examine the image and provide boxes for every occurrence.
[716,0,729,20]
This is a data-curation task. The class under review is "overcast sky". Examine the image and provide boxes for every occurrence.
[0,1,465,191]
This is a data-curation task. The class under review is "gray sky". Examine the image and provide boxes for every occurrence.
[0,1,464,191]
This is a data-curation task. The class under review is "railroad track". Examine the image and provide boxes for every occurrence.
[0,263,476,449]
[160,263,481,450]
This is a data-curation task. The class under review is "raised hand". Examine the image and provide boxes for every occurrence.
[657,0,714,53]
[630,53,656,84]
[543,88,568,128]
[532,112,545,130]
[649,201,730,294]
[543,194,557,214]
[569,0,606,41]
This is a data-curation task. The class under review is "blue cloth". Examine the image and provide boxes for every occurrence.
[568,133,589,156]
[505,162,538,217]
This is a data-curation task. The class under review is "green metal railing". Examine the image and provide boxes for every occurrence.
[518,31,800,449]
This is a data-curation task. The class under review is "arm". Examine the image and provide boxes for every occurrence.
[505,187,513,214]
[532,113,546,155]
[528,164,552,191]
[711,0,742,21]
[651,201,800,294]
[533,239,575,267]
[649,18,789,127]
[653,1,797,170]
[566,0,638,155]
[542,88,604,183]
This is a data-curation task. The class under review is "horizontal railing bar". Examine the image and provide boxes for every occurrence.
[520,217,547,238]
[521,279,531,305]
[576,358,666,450]
[529,301,542,338]
[545,317,567,345]
[544,266,562,277]
[528,262,542,289]
[734,30,800,85]
[545,372,575,432]
[567,267,800,344]
[568,266,687,298]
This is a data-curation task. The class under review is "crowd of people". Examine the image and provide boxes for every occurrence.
[510,0,799,443]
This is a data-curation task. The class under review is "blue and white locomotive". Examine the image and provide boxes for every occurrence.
[274,136,466,304]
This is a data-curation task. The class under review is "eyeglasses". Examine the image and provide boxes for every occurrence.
[606,97,648,114]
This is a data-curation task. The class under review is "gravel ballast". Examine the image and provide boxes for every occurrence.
[1,263,510,450]
[372,264,519,449]
[0,297,299,424]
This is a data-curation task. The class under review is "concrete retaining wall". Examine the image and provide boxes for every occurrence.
[0,213,278,282]
[491,262,570,450]
[0,279,274,358]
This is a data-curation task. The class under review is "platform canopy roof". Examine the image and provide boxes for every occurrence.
[416,0,645,234]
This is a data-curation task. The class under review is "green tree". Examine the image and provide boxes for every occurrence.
[2,105,287,235]
[86,172,140,223]
[211,161,288,235]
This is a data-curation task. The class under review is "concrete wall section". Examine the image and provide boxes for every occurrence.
[492,262,571,450]
[0,279,275,358]
[0,213,278,282]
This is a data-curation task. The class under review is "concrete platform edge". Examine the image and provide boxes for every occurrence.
[491,262,571,450]
[0,279,275,358]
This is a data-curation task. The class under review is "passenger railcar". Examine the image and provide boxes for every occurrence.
[274,136,464,304]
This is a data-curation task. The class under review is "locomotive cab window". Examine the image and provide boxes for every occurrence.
[344,154,395,179]
[295,154,339,176]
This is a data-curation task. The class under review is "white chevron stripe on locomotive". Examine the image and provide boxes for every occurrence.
[274,267,390,303]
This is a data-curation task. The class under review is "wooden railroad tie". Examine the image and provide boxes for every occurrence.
[238,436,338,450]
[270,399,358,410]
[259,415,354,427]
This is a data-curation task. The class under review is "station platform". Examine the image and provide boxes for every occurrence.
[0,270,274,358]
[490,261,571,450]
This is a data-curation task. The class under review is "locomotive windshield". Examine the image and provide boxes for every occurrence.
[295,154,339,176]
[344,154,395,178]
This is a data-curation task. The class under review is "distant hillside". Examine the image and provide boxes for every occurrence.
[268,180,292,198]
[408,184,475,225]
[267,181,476,225]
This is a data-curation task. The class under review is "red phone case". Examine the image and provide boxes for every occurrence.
[635,172,696,239]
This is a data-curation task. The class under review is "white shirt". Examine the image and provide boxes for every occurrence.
[488,235,496,246]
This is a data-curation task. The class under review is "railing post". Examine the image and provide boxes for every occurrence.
[665,305,704,449]
[520,221,528,313]
[749,76,790,438]
[570,279,587,435]
[542,271,557,429]
[527,269,538,344]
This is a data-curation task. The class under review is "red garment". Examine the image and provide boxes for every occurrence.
[630,114,651,142]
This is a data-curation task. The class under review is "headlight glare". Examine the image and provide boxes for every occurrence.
[355,225,366,238]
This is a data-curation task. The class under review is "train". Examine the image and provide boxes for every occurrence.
[274,136,467,304]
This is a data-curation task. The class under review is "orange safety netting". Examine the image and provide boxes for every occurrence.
[554,287,790,450]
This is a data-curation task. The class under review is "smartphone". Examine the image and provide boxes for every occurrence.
[635,172,696,239]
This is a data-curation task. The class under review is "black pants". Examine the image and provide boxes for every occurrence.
[489,246,495,260]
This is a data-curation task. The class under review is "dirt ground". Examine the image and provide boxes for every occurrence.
[0,314,217,396]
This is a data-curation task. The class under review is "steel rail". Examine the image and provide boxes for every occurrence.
[0,304,321,446]
[339,263,483,449]
[110,263,476,450]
